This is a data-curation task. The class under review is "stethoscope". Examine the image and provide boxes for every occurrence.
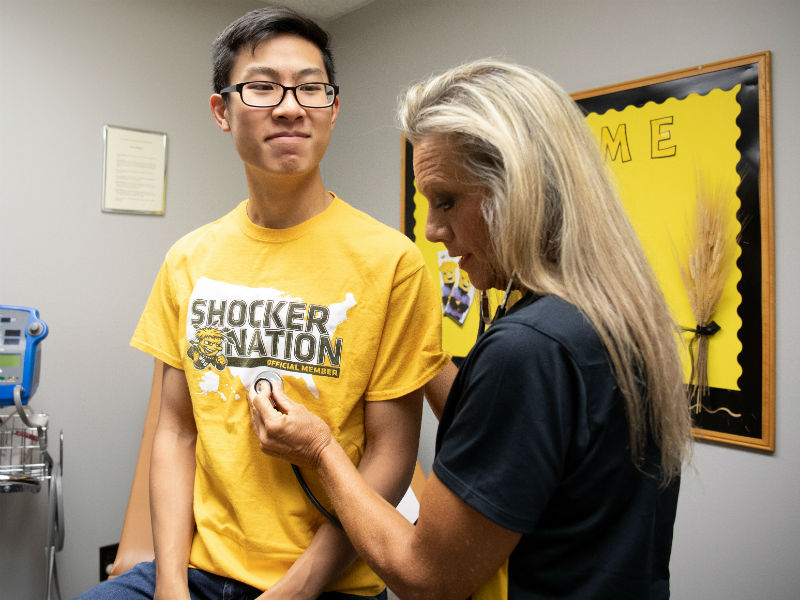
[251,371,343,530]
[477,274,517,337]
[250,273,520,530]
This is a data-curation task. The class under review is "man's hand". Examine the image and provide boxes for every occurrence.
[247,383,334,469]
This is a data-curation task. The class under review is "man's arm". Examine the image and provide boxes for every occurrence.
[150,362,197,600]
[423,360,458,419]
[255,388,423,599]
[250,389,520,600]
[325,457,521,600]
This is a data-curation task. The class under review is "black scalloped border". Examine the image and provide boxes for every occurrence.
[576,63,763,439]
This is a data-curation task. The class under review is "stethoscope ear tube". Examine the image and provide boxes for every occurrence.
[250,371,343,530]
[291,464,343,529]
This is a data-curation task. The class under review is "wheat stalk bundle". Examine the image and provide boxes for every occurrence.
[681,177,736,413]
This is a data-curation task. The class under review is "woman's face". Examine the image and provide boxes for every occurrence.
[413,135,505,291]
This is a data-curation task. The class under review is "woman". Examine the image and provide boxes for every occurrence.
[248,59,692,600]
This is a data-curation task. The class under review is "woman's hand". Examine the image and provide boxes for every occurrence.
[247,383,333,469]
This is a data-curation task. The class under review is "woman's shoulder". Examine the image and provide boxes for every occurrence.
[494,295,607,368]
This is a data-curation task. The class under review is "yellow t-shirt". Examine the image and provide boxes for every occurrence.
[131,196,448,594]
[473,561,509,600]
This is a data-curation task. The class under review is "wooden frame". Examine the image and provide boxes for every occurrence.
[402,53,774,451]
[572,53,774,451]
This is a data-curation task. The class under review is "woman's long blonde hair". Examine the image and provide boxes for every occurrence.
[399,60,691,482]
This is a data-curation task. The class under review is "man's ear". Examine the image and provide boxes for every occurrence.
[329,96,340,128]
[210,94,231,132]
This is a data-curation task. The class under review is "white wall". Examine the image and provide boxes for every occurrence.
[0,1,261,597]
[324,1,800,599]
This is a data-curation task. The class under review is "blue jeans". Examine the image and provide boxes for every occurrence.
[74,561,388,600]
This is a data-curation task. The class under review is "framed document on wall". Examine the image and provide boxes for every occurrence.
[102,124,167,215]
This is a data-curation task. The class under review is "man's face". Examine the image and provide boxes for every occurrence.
[212,33,339,180]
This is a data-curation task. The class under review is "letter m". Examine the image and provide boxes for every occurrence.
[600,124,632,163]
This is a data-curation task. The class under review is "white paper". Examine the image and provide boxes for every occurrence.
[103,125,166,214]
[396,485,420,524]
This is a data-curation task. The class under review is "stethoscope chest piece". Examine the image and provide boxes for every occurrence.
[253,370,283,394]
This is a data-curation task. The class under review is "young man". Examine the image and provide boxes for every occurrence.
[78,7,447,600]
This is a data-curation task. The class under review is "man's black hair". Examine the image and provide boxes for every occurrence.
[212,5,336,93]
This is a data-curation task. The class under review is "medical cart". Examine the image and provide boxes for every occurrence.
[1,305,64,600]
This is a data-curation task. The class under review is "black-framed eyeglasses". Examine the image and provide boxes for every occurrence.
[220,81,339,108]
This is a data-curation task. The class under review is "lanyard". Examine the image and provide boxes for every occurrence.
[477,275,517,337]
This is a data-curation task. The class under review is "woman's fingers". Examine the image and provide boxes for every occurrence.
[270,387,295,414]
[245,379,333,468]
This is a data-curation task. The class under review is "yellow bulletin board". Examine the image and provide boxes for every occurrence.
[402,52,774,451]
[573,52,774,451]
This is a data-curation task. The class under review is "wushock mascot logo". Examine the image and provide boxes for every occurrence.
[187,327,228,371]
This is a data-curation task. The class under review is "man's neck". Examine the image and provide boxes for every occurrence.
[245,168,333,229]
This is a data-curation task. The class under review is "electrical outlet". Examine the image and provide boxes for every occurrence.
[99,543,119,581]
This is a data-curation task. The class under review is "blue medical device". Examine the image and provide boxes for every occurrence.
[0,305,63,600]
[0,305,48,407]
